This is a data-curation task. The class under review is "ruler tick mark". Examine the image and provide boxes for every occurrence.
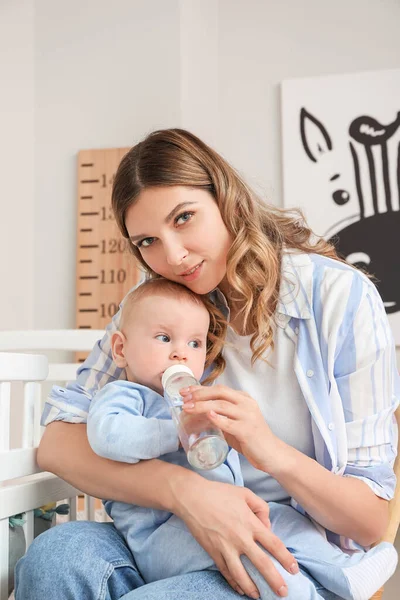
[80,212,99,216]
[80,275,99,280]
[81,196,93,199]
[81,179,99,183]
[79,309,98,313]
[81,163,94,167]
[80,244,99,249]
[80,228,93,232]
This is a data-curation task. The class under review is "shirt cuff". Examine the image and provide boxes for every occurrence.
[343,472,397,501]
[41,386,91,426]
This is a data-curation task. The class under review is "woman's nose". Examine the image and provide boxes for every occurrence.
[164,240,188,266]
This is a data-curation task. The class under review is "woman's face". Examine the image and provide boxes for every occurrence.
[125,186,232,295]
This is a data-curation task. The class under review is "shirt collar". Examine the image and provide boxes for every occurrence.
[210,251,314,321]
[276,252,313,320]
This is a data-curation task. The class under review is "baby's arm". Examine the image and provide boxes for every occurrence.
[87,381,179,463]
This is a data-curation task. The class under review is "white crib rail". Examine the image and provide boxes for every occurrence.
[0,329,108,524]
[0,352,81,600]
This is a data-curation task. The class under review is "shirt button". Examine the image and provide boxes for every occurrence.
[306,369,314,377]
[295,327,299,335]
[328,422,335,431]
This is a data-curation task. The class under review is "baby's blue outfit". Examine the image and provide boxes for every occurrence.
[87,380,397,600]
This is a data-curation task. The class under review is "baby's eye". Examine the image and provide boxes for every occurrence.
[188,340,200,348]
[156,334,170,343]
[138,237,156,248]
[175,211,194,226]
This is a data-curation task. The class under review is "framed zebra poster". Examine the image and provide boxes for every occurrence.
[281,68,400,344]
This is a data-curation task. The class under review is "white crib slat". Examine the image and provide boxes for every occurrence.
[22,382,39,448]
[69,497,77,521]
[24,510,34,549]
[82,494,89,520]
[33,388,42,447]
[0,519,9,600]
[88,496,96,521]
[0,382,11,452]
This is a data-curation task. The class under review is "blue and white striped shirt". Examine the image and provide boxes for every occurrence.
[42,251,400,551]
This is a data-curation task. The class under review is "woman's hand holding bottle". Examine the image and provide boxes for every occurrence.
[181,384,285,475]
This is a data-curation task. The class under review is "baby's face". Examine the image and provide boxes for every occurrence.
[122,294,209,394]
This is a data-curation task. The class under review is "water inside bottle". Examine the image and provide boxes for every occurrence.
[187,435,228,470]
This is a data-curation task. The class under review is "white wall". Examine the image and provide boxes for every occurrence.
[0,0,34,330]
[33,0,182,328]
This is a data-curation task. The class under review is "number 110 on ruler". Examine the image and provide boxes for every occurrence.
[76,147,140,331]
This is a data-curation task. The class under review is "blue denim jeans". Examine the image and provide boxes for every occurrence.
[15,521,339,600]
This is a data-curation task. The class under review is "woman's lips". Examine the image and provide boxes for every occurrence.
[180,261,204,282]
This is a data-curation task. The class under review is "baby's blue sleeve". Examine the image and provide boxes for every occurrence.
[87,381,179,463]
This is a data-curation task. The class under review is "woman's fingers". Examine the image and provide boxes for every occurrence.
[247,490,299,576]
[222,553,262,599]
[183,399,239,419]
[241,542,290,598]
[180,384,246,405]
[255,526,299,577]
[218,532,294,599]
[214,554,246,596]
[246,490,271,530]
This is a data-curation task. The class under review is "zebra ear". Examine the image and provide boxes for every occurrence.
[300,107,333,163]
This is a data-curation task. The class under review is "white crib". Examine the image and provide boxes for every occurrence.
[0,330,106,600]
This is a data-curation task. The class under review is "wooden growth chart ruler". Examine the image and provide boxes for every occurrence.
[76,147,141,337]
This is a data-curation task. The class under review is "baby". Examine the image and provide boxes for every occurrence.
[87,278,397,600]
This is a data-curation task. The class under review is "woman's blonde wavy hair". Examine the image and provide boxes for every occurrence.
[112,128,343,366]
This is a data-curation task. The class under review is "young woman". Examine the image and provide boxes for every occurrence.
[15,129,399,600]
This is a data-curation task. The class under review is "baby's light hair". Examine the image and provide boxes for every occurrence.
[119,279,227,384]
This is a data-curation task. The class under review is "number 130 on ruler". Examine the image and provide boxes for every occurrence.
[76,147,141,331]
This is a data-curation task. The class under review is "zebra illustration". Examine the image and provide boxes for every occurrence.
[300,108,400,314]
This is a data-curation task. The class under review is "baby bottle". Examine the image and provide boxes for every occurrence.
[162,365,229,470]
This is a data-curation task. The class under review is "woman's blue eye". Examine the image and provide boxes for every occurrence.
[175,211,194,226]
[156,334,170,343]
[188,340,200,348]
[138,237,156,248]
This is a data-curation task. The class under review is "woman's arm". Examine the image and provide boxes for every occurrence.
[38,421,298,598]
[266,437,389,547]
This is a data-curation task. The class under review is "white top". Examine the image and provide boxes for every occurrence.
[216,321,315,503]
